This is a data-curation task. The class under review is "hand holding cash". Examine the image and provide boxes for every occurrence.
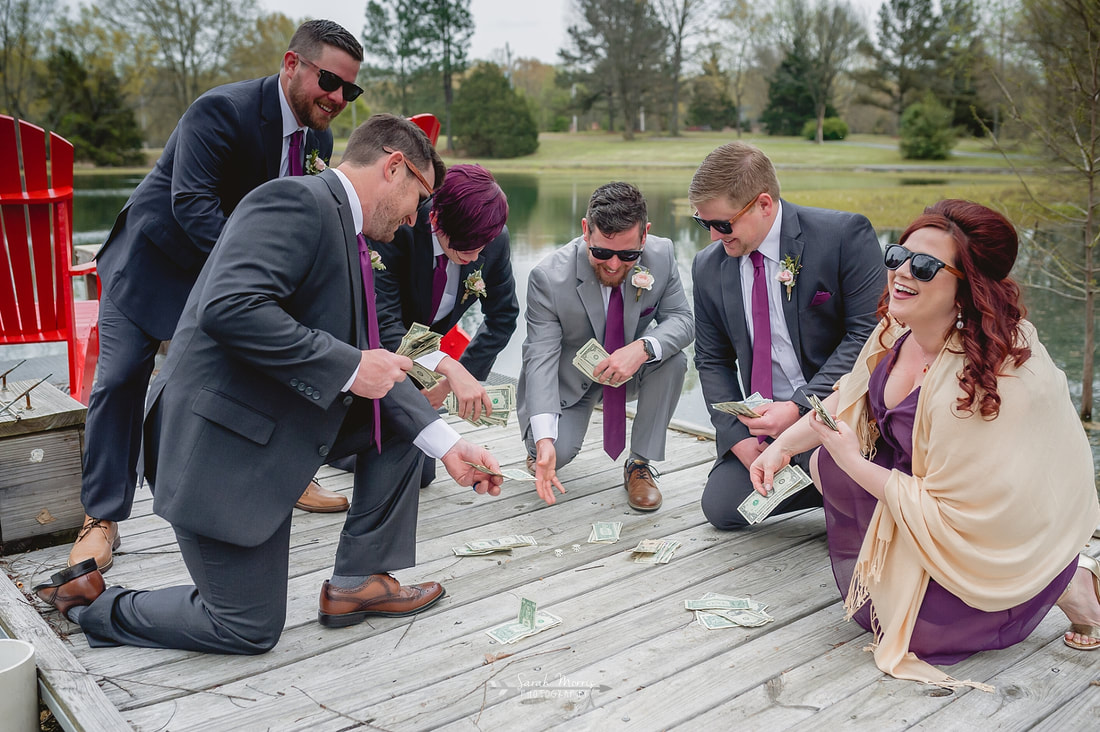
[711,392,772,420]
[737,464,813,525]
[806,394,840,432]
[572,338,632,386]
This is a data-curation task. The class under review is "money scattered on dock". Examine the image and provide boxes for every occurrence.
[452,534,537,556]
[397,323,443,388]
[460,461,536,482]
[807,393,840,431]
[632,538,681,564]
[444,383,515,427]
[486,597,562,644]
[736,463,813,525]
[688,592,774,629]
[710,391,772,419]
[588,521,623,544]
[572,338,632,385]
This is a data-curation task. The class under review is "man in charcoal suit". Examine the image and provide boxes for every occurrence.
[73,20,365,574]
[517,182,694,512]
[689,142,886,530]
[33,115,507,653]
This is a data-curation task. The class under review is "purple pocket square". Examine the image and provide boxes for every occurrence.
[641,306,656,317]
[810,291,832,307]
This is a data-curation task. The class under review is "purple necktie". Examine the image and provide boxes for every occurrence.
[430,253,448,323]
[357,234,382,453]
[603,284,626,460]
[288,130,304,177]
[749,251,773,401]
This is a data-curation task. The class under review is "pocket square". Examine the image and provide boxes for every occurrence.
[641,306,656,317]
[810,291,832,307]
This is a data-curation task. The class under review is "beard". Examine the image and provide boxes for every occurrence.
[288,76,335,131]
[593,263,631,288]
[363,194,409,243]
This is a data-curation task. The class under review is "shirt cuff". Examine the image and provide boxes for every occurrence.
[341,363,359,393]
[530,412,558,444]
[418,350,447,371]
[414,418,461,459]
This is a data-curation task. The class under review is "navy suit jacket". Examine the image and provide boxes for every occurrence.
[143,171,436,547]
[97,74,333,340]
[372,200,518,380]
[691,200,886,456]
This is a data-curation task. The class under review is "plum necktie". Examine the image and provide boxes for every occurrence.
[749,250,773,400]
[357,234,382,453]
[288,130,304,177]
[430,253,448,323]
[603,284,626,460]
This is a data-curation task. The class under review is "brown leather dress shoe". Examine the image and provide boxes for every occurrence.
[624,460,662,511]
[295,479,349,513]
[68,515,120,572]
[318,573,445,628]
[34,558,106,619]
[525,455,537,475]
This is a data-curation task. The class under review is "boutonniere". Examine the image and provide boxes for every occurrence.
[369,248,385,271]
[306,149,327,175]
[776,255,801,300]
[630,265,654,302]
[461,266,486,304]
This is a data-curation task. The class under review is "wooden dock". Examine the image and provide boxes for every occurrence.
[2,411,1098,731]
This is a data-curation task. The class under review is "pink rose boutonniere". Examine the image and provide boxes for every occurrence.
[461,267,487,304]
[776,255,801,300]
[369,248,385,271]
[631,265,654,302]
[306,150,327,175]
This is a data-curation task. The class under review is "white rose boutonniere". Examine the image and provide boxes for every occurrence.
[631,265,654,302]
[776,255,801,300]
[306,149,327,175]
[462,266,487,304]
[369,248,385,271]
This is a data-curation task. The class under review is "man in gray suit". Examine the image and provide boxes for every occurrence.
[73,20,364,575]
[689,142,885,530]
[517,182,694,512]
[33,115,505,653]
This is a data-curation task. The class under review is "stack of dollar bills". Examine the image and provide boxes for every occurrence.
[631,538,681,564]
[397,323,443,389]
[452,534,538,556]
[572,338,632,384]
[443,383,515,427]
[588,521,623,543]
[736,464,813,525]
[686,592,774,629]
[710,391,772,419]
[486,598,562,644]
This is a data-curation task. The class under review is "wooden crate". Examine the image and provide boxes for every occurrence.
[0,380,86,552]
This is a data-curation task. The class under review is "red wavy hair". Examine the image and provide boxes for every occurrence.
[877,200,1030,419]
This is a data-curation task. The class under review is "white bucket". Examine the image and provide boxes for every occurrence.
[0,638,38,732]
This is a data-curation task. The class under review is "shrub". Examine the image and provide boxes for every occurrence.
[801,117,849,141]
[451,63,539,158]
[899,94,956,160]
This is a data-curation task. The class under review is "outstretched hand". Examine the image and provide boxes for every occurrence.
[440,440,503,496]
[533,438,566,505]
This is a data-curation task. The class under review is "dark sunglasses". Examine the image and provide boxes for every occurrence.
[884,244,965,282]
[296,54,364,102]
[692,193,762,235]
[588,246,644,262]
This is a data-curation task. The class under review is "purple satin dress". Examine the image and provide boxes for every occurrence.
[818,332,1076,665]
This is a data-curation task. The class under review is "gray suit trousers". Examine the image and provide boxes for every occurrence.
[526,350,687,467]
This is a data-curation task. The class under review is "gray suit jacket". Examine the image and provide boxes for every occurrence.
[691,200,886,455]
[517,234,694,431]
[143,170,437,547]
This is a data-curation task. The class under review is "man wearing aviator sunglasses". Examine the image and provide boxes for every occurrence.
[688,141,885,531]
[70,20,368,575]
[517,182,694,513]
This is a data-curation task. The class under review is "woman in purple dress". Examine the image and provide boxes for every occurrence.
[751,200,1100,690]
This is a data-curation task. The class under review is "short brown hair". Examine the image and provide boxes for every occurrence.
[341,114,438,180]
[689,142,781,208]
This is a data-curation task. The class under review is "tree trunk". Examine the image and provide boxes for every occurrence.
[1081,173,1096,421]
[669,45,683,137]
[815,104,825,145]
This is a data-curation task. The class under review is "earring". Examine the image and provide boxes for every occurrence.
[956,309,964,330]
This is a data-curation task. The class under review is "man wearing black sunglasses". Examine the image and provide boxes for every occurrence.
[517,182,694,512]
[72,20,365,575]
[689,142,885,531]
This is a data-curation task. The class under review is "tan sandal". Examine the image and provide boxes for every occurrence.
[1064,554,1100,651]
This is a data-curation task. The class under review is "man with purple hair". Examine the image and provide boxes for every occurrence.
[372,163,518,485]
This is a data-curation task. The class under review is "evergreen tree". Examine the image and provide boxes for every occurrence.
[760,43,835,135]
[451,62,538,158]
[687,51,738,130]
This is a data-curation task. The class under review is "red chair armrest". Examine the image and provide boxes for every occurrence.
[71,261,98,276]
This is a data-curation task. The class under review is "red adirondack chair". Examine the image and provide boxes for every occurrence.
[0,116,99,404]
[409,113,441,146]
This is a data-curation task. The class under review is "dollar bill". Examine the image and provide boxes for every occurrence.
[408,361,441,389]
[501,468,536,482]
[462,460,503,477]
[444,384,515,427]
[587,521,623,544]
[710,391,773,419]
[807,393,840,431]
[454,534,538,556]
[397,322,441,360]
[684,597,754,611]
[486,609,563,644]
[736,464,814,525]
[633,539,680,564]
[630,539,666,554]
[518,598,537,629]
[572,338,632,385]
[689,592,774,629]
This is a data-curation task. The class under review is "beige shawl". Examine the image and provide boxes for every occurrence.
[833,319,1100,690]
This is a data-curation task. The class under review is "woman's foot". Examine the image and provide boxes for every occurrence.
[1057,555,1100,650]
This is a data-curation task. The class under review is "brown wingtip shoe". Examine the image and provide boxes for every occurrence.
[34,558,106,619]
[318,574,446,628]
[625,460,662,512]
[68,515,120,572]
[525,455,537,475]
[295,479,350,513]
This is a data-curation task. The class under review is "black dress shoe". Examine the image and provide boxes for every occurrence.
[33,558,105,618]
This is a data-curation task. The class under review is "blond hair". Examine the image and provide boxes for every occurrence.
[688,142,781,207]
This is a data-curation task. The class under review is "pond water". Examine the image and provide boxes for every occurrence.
[73,170,1099,475]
